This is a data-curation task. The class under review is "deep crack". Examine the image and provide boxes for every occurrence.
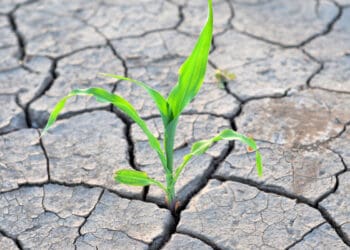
[7,9,25,61]
[302,49,324,88]
[314,152,347,205]
[25,59,56,128]
[285,222,326,249]
[110,110,139,171]
[0,180,167,210]
[230,1,344,49]
[213,175,316,206]
[33,107,110,129]
[54,44,106,61]
[4,0,39,59]
[150,118,237,249]
[310,86,350,95]
[37,129,51,182]
[0,229,23,250]
[297,1,343,48]
[212,176,350,246]
[148,213,177,250]
[73,189,105,246]
[317,205,350,245]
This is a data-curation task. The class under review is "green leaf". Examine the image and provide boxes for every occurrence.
[167,0,213,118]
[41,87,166,168]
[174,129,263,181]
[115,169,166,191]
[190,139,212,155]
[100,73,170,124]
[41,95,73,135]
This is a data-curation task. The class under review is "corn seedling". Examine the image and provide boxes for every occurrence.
[42,0,262,209]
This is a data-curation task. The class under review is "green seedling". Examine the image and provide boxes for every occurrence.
[42,0,262,210]
[214,69,236,83]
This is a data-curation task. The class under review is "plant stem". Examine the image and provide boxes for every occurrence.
[164,118,178,206]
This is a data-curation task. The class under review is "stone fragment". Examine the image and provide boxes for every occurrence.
[0,129,47,192]
[320,172,350,240]
[304,9,350,92]
[15,2,104,57]
[75,229,148,250]
[177,180,325,249]
[0,16,18,70]
[80,191,173,244]
[112,31,195,65]
[163,234,212,250]
[0,185,96,249]
[0,186,44,237]
[0,234,19,250]
[305,8,350,61]
[327,126,350,167]
[29,47,123,128]
[0,95,26,133]
[132,115,230,204]
[43,184,102,218]
[236,89,350,146]
[232,0,338,46]
[42,111,142,197]
[211,30,318,100]
[215,141,343,203]
[310,54,350,92]
[0,56,53,106]
[178,0,232,35]
[18,212,83,250]
[82,0,178,40]
[290,223,348,250]
[0,55,53,132]
[14,0,178,44]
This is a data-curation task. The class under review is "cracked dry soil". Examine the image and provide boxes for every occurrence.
[0,0,350,249]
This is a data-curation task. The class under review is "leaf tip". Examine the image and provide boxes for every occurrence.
[256,151,263,177]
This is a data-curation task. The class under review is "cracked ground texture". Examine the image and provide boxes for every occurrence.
[0,0,349,249]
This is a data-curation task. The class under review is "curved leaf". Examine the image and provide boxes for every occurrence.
[167,0,213,118]
[115,169,166,192]
[41,94,74,135]
[100,73,170,124]
[174,129,263,181]
[41,87,166,168]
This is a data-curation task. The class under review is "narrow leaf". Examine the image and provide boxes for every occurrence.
[42,95,73,135]
[115,169,152,186]
[42,87,166,168]
[167,0,213,118]
[174,129,263,181]
[115,169,166,192]
[100,73,170,124]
